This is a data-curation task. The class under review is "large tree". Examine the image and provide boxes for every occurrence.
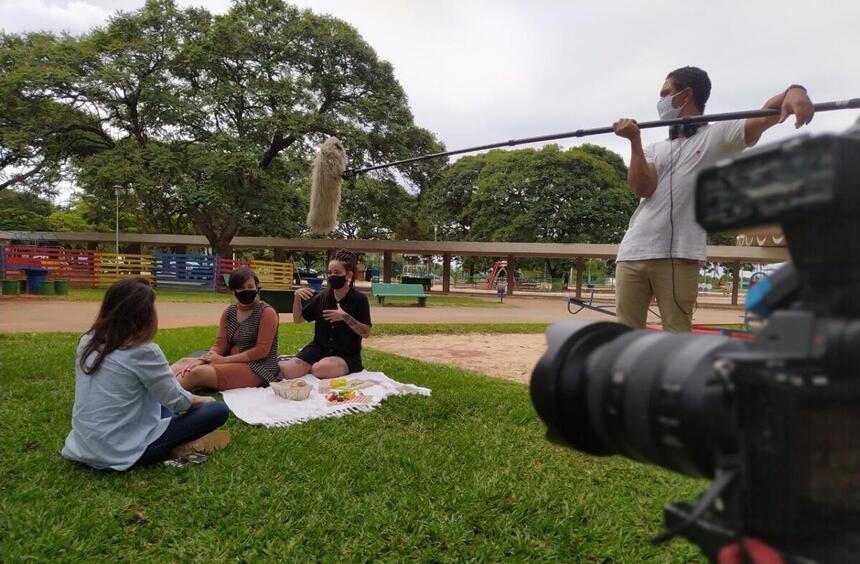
[423,143,636,244]
[0,190,53,230]
[0,190,100,232]
[0,33,112,194]
[420,143,637,278]
[465,144,635,243]
[419,154,487,241]
[1,0,442,254]
[335,178,418,239]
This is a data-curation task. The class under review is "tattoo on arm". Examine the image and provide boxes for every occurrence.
[342,313,370,337]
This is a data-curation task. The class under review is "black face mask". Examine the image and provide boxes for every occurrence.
[328,275,347,290]
[235,289,258,305]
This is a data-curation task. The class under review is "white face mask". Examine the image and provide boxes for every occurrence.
[657,90,687,120]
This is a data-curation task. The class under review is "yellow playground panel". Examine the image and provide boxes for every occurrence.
[95,253,155,287]
[249,258,295,290]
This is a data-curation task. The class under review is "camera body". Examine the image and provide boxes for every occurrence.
[531,132,860,562]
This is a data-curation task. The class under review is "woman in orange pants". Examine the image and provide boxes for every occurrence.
[175,267,281,391]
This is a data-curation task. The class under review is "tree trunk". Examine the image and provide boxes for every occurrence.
[196,213,239,260]
[205,231,236,259]
[208,237,231,259]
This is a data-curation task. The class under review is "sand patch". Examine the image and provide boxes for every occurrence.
[365,333,547,384]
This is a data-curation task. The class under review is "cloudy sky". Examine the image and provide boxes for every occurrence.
[2,0,859,168]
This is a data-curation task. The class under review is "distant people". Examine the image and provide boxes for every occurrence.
[279,249,372,379]
[62,278,230,471]
[176,267,280,391]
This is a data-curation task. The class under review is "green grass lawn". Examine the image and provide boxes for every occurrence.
[53,287,235,303]
[377,294,504,308]
[0,324,705,562]
[40,288,501,307]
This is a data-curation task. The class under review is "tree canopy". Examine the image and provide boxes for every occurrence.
[422,143,637,245]
[1,1,643,257]
[0,0,443,255]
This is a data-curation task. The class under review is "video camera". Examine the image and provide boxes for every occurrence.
[531,130,860,562]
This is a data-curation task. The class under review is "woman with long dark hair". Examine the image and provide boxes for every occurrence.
[62,278,230,471]
[176,267,280,391]
[279,249,372,379]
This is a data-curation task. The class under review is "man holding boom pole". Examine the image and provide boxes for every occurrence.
[611,66,815,331]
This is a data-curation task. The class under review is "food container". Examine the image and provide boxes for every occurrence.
[270,379,312,401]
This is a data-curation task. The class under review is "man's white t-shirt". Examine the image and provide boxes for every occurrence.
[616,120,748,262]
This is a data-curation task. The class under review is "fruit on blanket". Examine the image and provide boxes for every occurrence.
[326,390,357,402]
[329,378,347,388]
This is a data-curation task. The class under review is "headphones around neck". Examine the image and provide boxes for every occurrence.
[668,87,705,140]
[669,123,702,140]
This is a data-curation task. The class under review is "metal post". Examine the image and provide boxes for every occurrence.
[442,253,451,294]
[507,255,516,296]
[730,262,741,306]
[115,187,120,253]
[383,251,392,283]
[575,257,584,299]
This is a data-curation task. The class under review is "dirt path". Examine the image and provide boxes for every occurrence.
[1,294,748,385]
[365,333,547,384]
[0,294,744,333]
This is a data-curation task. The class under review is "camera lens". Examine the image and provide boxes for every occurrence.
[530,320,632,455]
[531,320,744,478]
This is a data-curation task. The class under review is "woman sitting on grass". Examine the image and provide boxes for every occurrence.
[279,249,372,379]
[176,267,280,391]
[62,278,230,471]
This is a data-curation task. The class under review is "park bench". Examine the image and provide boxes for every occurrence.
[372,282,428,306]
[400,275,432,292]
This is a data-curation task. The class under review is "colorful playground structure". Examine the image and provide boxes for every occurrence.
[0,230,789,305]
[485,260,515,291]
[0,245,295,293]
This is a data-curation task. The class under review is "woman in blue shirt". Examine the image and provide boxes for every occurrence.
[62,278,231,471]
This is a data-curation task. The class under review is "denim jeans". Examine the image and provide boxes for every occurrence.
[135,401,230,466]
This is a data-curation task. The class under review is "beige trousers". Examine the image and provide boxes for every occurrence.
[615,259,699,332]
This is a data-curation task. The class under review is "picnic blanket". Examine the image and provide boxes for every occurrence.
[220,371,431,427]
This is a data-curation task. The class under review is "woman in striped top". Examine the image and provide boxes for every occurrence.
[177,267,281,391]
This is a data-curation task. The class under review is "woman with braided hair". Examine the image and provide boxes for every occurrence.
[279,249,372,379]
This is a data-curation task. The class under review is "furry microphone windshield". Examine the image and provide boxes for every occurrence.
[307,136,347,234]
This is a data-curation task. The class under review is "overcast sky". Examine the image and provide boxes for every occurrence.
[2,0,859,172]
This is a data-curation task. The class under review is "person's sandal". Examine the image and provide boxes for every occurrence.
[170,430,231,458]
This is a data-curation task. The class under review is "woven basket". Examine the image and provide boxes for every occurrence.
[270,379,312,401]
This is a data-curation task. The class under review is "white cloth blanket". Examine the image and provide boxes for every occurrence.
[220,371,431,428]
